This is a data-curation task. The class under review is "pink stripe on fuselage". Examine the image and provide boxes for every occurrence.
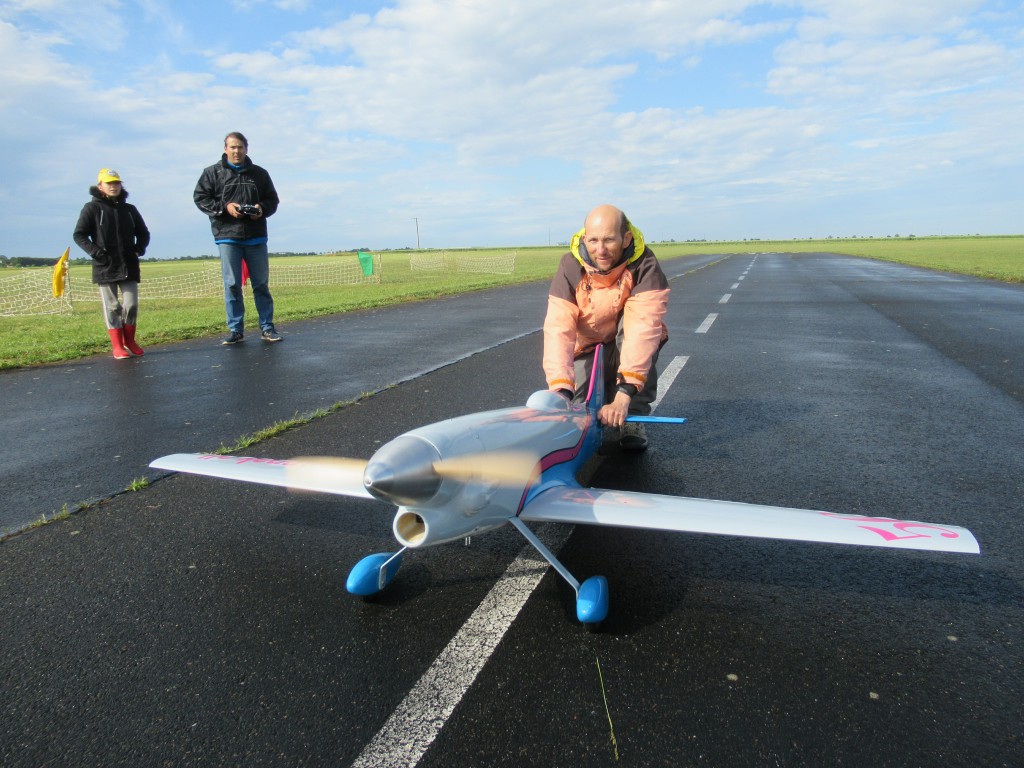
[515,414,595,513]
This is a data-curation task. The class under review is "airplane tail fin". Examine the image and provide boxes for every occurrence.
[584,343,687,426]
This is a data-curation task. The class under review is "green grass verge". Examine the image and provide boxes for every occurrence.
[1,237,1020,370]
[674,235,1024,283]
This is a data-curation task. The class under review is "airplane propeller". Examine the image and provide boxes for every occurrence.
[287,456,370,496]
[431,451,540,486]
[284,450,540,505]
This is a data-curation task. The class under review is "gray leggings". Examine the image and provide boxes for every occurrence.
[98,281,139,329]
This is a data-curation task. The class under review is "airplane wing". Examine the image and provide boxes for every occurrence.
[149,453,374,500]
[519,486,980,554]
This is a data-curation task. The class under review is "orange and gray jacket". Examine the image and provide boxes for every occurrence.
[543,222,670,393]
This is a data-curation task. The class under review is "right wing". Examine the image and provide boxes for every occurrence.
[149,453,374,499]
[520,486,980,554]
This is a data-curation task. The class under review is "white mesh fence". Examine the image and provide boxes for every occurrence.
[0,254,382,314]
[141,256,381,298]
[143,268,223,299]
[410,251,516,275]
[0,268,73,316]
[270,256,381,286]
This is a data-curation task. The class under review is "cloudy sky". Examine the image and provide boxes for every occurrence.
[1,0,1021,259]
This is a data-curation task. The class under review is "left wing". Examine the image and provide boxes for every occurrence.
[520,486,979,554]
[149,453,374,499]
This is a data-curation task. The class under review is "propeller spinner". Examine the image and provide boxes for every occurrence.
[286,439,539,508]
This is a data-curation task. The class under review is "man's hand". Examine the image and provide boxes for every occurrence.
[227,203,262,219]
[598,391,631,427]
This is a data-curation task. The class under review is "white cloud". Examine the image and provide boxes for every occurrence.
[768,34,1007,101]
[0,0,126,50]
[0,0,1020,258]
[796,0,988,38]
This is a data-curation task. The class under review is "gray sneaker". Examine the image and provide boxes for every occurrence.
[222,331,244,345]
[261,327,283,343]
[620,422,648,451]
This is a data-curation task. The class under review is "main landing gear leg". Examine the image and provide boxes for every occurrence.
[509,517,609,625]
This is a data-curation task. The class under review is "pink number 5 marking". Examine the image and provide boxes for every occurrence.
[821,512,961,542]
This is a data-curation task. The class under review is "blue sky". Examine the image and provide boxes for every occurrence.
[1,0,1021,259]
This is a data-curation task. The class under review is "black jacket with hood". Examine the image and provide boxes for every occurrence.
[73,188,150,284]
[193,155,280,242]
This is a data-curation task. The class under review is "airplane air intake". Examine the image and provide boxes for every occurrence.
[392,506,508,548]
[394,511,427,546]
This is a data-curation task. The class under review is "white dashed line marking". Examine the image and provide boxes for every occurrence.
[351,524,572,768]
[650,356,688,411]
[696,313,718,333]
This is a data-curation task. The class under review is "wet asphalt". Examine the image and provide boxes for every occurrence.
[2,252,1022,767]
[0,280,557,535]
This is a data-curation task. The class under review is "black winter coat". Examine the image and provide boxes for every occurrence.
[73,188,150,284]
[193,155,280,242]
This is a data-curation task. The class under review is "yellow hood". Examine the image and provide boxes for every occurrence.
[570,221,646,273]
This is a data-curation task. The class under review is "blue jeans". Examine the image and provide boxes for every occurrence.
[218,242,274,333]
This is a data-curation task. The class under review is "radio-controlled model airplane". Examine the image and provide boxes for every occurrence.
[150,345,979,624]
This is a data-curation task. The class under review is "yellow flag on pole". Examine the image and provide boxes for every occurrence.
[52,246,70,298]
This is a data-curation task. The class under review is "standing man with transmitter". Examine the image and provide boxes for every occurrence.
[194,132,283,345]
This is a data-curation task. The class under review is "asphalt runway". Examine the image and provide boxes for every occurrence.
[2,253,1022,767]
[0,282,558,535]
[1,255,725,536]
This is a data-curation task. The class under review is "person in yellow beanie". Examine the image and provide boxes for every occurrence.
[73,169,151,359]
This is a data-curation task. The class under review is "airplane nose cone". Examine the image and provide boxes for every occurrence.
[363,436,442,506]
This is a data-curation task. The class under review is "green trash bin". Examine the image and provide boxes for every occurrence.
[356,251,374,277]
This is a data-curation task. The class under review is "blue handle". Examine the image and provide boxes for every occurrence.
[625,415,687,424]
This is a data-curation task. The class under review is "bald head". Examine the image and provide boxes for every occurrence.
[581,205,633,272]
[584,205,629,236]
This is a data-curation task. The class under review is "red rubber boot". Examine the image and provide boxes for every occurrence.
[122,324,144,356]
[108,328,131,359]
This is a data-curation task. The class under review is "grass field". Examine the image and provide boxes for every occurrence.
[675,235,1024,283]
[1,236,1020,370]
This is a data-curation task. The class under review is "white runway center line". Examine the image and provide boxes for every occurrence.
[352,357,689,768]
[650,355,688,412]
[351,524,573,768]
[696,313,718,333]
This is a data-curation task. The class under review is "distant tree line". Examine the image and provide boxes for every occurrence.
[0,256,62,267]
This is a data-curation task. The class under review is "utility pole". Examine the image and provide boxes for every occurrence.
[413,218,420,250]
